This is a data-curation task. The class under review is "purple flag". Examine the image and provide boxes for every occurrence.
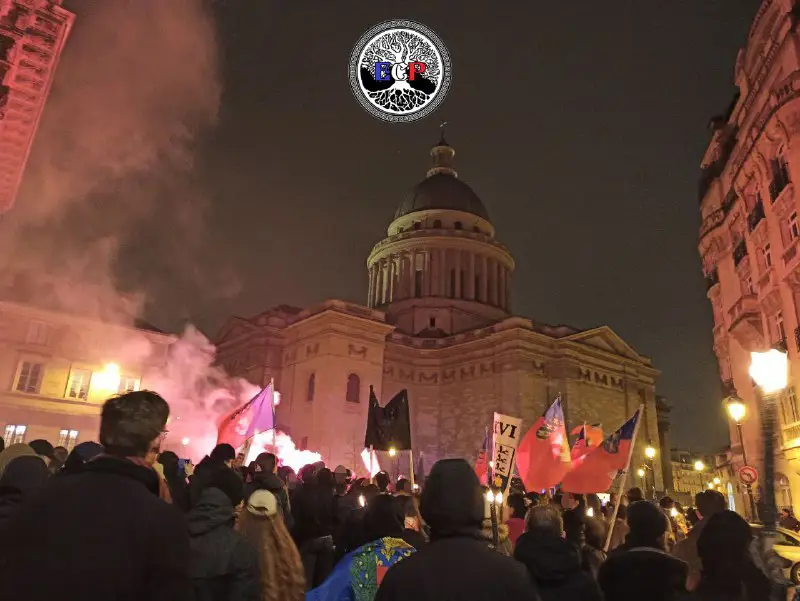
[245,382,275,439]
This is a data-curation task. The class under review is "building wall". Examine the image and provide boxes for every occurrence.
[0,301,175,447]
[698,0,800,517]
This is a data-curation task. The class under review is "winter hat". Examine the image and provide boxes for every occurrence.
[0,455,49,493]
[209,443,236,463]
[0,444,36,477]
[247,489,278,516]
[28,439,55,461]
[63,442,104,473]
[205,467,244,507]
[420,459,483,538]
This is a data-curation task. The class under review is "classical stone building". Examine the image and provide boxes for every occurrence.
[0,299,174,448]
[0,0,74,213]
[697,0,800,516]
[216,135,664,486]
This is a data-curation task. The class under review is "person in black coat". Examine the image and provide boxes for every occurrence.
[158,450,189,512]
[514,505,602,601]
[189,443,236,507]
[598,500,688,601]
[0,455,49,526]
[375,459,540,601]
[243,452,292,529]
[188,468,259,601]
[0,391,192,601]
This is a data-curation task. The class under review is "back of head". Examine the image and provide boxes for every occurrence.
[363,493,404,541]
[396,477,412,494]
[63,442,104,473]
[157,450,179,469]
[626,500,668,548]
[659,496,674,510]
[28,439,55,461]
[626,487,644,503]
[317,467,335,489]
[420,459,483,538]
[255,452,277,474]
[0,455,49,493]
[507,493,527,520]
[209,443,236,464]
[696,490,727,520]
[99,391,170,457]
[203,467,244,507]
[525,504,563,538]
[0,444,36,477]
[375,471,391,492]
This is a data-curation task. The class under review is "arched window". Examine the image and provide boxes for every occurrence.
[454,221,463,230]
[306,373,315,402]
[433,220,442,228]
[346,373,361,403]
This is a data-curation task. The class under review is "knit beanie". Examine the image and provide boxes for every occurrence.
[206,467,244,507]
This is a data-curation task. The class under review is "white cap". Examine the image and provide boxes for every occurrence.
[247,490,278,517]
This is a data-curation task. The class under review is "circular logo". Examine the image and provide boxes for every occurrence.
[348,19,452,123]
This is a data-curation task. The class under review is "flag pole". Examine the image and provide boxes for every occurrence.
[270,378,276,453]
[603,404,645,552]
[369,445,375,483]
[409,449,415,489]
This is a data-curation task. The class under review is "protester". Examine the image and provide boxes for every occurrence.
[684,510,773,601]
[607,503,630,550]
[374,459,540,601]
[586,493,603,519]
[291,464,337,588]
[0,390,192,601]
[395,477,413,496]
[333,465,351,495]
[0,455,49,526]
[190,443,237,507]
[514,504,603,601]
[62,441,104,473]
[673,490,727,591]
[374,470,391,493]
[239,490,306,601]
[51,445,69,473]
[188,467,259,601]
[396,494,427,549]
[0,442,36,477]
[244,452,292,529]
[28,439,55,467]
[158,450,189,511]
[506,492,528,548]
[582,513,608,577]
[779,508,800,532]
[598,500,688,601]
[626,487,644,503]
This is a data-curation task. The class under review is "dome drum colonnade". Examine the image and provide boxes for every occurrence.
[366,136,515,315]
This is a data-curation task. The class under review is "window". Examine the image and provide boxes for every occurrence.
[460,270,466,298]
[414,270,423,298]
[782,387,800,424]
[473,226,481,233]
[791,212,800,242]
[25,321,49,345]
[118,377,140,394]
[57,429,79,450]
[306,373,315,402]
[3,424,26,445]
[412,222,420,230]
[475,276,482,301]
[15,361,43,393]
[432,220,442,228]
[454,221,462,230]
[764,244,773,268]
[345,373,360,403]
[449,269,456,298]
[429,317,436,328]
[67,368,91,400]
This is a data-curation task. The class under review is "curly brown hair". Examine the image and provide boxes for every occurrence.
[239,506,305,601]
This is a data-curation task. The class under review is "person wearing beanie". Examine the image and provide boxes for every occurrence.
[0,455,49,526]
[598,500,688,601]
[187,465,258,601]
[189,443,237,507]
[28,439,55,467]
[0,443,37,477]
[62,442,104,474]
[374,459,540,601]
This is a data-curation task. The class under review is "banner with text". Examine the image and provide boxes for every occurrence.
[491,412,523,495]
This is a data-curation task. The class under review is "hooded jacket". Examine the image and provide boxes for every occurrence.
[0,455,192,601]
[374,459,540,601]
[188,487,260,601]
[243,471,292,529]
[514,531,602,601]
[0,455,49,526]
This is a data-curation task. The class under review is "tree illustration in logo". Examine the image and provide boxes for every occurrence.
[360,29,441,114]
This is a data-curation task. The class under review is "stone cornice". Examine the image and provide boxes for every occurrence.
[0,391,102,417]
[285,304,394,342]
[368,229,514,269]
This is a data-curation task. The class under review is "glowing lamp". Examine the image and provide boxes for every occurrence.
[713,476,721,485]
[636,468,645,478]
[181,437,191,446]
[670,507,678,518]
[586,507,595,517]
[358,495,366,508]
[707,482,714,489]
[496,492,503,505]
[749,349,789,394]
[485,490,495,504]
[412,483,420,492]
[725,397,746,424]
[489,461,494,469]
[93,363,121,394]
[389,447,397,457]
[644,445,656,460]
[694,460,706,472]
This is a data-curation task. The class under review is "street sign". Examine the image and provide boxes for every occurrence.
[738,465,758,485]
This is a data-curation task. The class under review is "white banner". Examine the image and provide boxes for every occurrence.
[491,412,523,494]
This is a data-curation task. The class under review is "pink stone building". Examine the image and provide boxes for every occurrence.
[0,0,74,213]
[698,0,800,517]
[216,135,664,487]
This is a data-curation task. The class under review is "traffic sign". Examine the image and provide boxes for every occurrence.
[738,465,758,485]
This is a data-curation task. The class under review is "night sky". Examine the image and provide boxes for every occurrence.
[41,1,762,451]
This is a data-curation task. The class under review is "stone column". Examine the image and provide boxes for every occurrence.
[455,249,462,299]
[481,255,489,302]
[494,261,501,306]
[389,256,397,303]
[440,248,447,296]
[499,265,506,309]
[367,265,374,307]
[505,269,512,311]
[376,259,385,305]
[423,250,431,296]
[408,251,416,298]
[468,252,476,300]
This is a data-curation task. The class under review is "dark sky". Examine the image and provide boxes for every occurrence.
[132,1,759,452]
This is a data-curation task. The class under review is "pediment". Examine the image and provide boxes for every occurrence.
[215,317,257,344]
[564,326,642,361]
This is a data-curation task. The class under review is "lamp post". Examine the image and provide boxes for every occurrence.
[749,349,789,536]
[637,467,646,491]
[644,443,657,500]
[725,394,757,519]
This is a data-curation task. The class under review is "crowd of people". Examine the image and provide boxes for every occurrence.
[0,389,794,601]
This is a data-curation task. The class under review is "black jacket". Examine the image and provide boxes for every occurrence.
[188,488,260,601]
[0,456,191,601]
[598,544,688,601]
[375,535,540,601]
[243,471,293,529]
[0,455,49,527]
[514,531,602,601]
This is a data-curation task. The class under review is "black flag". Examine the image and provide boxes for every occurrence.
[364,386,411,451]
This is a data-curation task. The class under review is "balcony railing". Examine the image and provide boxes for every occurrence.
[705,268,720,290]
[699,209,725,240]
[748,200,765,232]
[733,239,748,266]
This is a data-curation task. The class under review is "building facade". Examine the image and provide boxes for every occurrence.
[698,0,800,517]
[0,300,174,448]
[0,0,74,213]
[216,135,665,486]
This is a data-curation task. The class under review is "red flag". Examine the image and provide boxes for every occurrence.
[217,384,273,449]
[571,424,604,461]
[516,397,571,491]
[561,410,640,494]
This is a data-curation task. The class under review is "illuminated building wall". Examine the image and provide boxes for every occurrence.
[0,0,74,213]
[0,300,174,448]
[697,0,800,517]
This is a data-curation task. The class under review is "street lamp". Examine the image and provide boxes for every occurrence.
[644,445,656,460]
[694,460,706,472]
[725,392,757,519]
[713,476,721,486]
[750,349,789,534]
[636,467,646,490]
[644,443,657,499]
